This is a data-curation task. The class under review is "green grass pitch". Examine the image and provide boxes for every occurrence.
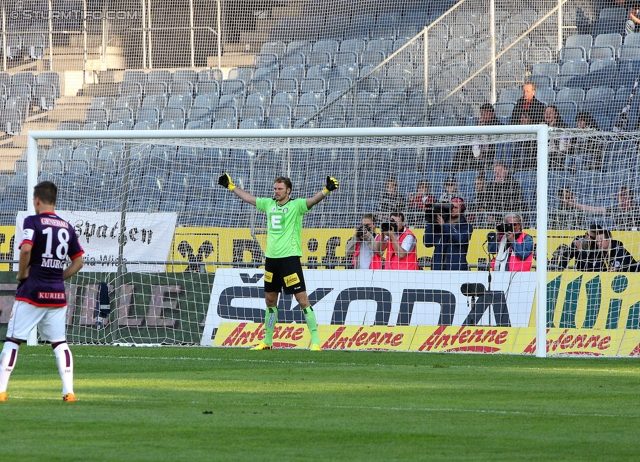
[2,346,639,461]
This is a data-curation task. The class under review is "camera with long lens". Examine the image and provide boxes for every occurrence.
[356,224,370,238]
[380,220,398,232]
[496,222,514,233]
[425,203,453,223]
[574,236,595,251]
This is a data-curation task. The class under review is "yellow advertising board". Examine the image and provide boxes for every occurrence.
[514,327,625,357]
[544,272,640,331]
[1,224,639,272]
[318,325,416,351]
[410,325,522,354]
[212,322,310,349]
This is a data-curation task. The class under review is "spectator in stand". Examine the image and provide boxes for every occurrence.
[408,179,437,227]
[449,103,502,172]
[439,174,461,203]
[377,177,407,218]
[408,179,437,211]
[488,212,534,272]
[549,187,586,230]
[380,212,419,270]
[344,214,385,269]
[484,162,526,224]
[466,172,492,228]
[544,105,571,170]
[565,111,603,170]
[626,6,640,35]
[569,186,640,230]
[423,197,473,270]
[511,81,545,125]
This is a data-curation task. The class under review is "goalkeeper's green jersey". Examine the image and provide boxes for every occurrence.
[256,197,310,258]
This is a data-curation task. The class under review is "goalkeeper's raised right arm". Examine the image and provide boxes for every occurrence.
[218,172,257,206]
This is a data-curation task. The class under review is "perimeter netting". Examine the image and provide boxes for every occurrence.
[19,128,640,356]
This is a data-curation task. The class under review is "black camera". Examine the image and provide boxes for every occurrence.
[574,237,595,251]
[425,203,453,223]
[380,220,398,232]
[496,222,514,233]
[356,225,370,238]
[487,231,498,244]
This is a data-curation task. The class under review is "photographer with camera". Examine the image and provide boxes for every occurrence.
[553,224,637,271]
[487,213,534,271]
[345,214,385,269]
[380,212,419,270]
[422,197,473,270]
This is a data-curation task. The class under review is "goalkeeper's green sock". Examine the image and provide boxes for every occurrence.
[303,307,320,345]
[264,307,278,346]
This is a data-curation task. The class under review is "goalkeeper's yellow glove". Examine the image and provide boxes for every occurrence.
[323,176,339,196]
[218,173,236,191]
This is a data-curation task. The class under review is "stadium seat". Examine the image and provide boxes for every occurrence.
[198,69,223,82]
[221,79,246,96]
[245,93,269,107]
[110,107,134,124]
[260,41,286,57]
[273,78,299,98]
[254,67,279,81]
[173,69,197,87]
[134,121,158,130]
[136,107,160,124]
[280,52,305,69]
[286,40,312,56]
[143,95,168,110]
[248,79,273,98]
[272,92,297,107]
[145,81,167,97]
[536,88,556,105]
[196,81,219,97]
[148,70,171,85]
[170,81,193,96]
[306,65,332,81]
[280,64,305,82]
[239,105,264,121]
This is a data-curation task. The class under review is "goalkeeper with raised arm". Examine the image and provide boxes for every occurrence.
[218,173,339,350]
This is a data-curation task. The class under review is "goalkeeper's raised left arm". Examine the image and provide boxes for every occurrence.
[307,176,339,208]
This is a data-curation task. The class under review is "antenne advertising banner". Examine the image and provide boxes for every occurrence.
[14,211,177,272]
[202,269,537,346]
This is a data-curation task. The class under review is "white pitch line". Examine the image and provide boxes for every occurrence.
[21,353,640,374]
[4,394,638,419]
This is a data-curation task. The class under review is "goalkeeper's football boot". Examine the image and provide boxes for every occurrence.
[0,391,6,402]
[63,393,76,402]
[252,343,272,350]
[310,344,322,351]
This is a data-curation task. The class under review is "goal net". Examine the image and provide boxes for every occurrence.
[19,126,640,357]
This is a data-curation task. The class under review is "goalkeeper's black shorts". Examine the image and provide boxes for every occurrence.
[264,256,306,294]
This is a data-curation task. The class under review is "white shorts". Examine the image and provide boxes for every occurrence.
[6,301,68,343]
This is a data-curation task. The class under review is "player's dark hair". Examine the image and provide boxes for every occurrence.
[274,176,292,191]
[34,181,57,205]
[589,223,604,233]
[390,211,405,221]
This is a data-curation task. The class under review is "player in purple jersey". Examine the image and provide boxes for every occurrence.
[0,181,84,402]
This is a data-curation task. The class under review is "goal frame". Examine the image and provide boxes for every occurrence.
[27,126,550,357]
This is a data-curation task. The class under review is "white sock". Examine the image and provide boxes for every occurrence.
[0,341,20,393]
[53,343,74,396]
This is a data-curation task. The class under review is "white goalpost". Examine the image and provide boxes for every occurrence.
[25,125,550,356]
